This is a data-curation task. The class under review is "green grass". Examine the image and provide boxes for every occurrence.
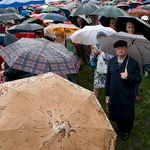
[76,64,150,150]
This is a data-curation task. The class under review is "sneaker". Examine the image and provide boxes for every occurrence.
[144,71,148,76]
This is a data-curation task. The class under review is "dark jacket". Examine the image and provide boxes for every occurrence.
[4,62,36,82]
[105,55,141,123]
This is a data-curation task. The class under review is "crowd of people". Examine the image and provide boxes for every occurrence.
[0,0,149,143]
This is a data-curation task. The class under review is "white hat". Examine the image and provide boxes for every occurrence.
[141,15,149,21]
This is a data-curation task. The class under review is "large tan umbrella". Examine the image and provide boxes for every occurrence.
[0,72,117,150]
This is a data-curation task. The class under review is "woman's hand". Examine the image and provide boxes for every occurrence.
[97,49,103,54]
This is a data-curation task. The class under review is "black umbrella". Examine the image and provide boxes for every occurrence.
[22,17,43,25]
[39,13,69,22]
[0,13,25,21]
[116,4,131,11]
[92,6,130,17]
[7,23,44,34]
[69,15,91,27]
[115,16,150,41]
[70,3,100,16]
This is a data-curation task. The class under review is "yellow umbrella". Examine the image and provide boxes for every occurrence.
[0,72,117,150]
[44,23,79,39]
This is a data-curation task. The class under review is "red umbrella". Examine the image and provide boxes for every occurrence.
[34,4,41,7]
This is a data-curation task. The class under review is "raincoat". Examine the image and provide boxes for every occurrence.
[105,55,141,123]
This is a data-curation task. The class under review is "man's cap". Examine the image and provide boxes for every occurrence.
[141,15,149,21]
[113,40,127,48]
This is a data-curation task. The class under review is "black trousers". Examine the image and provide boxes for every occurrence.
[116,121,133,133]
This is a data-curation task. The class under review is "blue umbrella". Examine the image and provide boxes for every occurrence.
[21,10,32,16]
[40,13,69,22]
[0,0,45,8]
[143,1,150,5]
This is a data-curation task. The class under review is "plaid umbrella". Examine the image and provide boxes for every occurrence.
[44,23,79,38]
[0,38,81,75]
[127,9,150,18]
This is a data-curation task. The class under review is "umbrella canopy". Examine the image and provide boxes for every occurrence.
[70,24,117,45]
[63,2,82,11]
[142,4,150,10]
[92,6,130,17]
[127,9,150,18]
[0,13,25,21]
[69,15,91,27]
[22,17,43,25]
[97,31,150,65]
[143,0,150,5]
[0,38,81,75]
[44,23,79,38]
[0,0,45,8]
[0,72,117,150]
[7,23,44,34]
[70,3,100,16]
[116,4,131,11]
[115,16,150,41]
[39,13,69,22]
[21,10,33,16]
[42,7,60,13]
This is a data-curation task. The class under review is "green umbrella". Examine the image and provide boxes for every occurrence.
[42,7,60,13]
[92,6,130,17]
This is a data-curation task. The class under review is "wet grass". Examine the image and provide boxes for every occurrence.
[76,64,150,150]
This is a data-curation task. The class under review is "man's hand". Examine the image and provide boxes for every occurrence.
[0,71,4,78]
[120,68,128,79]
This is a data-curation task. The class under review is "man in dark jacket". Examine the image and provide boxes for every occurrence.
[105,40,142,141]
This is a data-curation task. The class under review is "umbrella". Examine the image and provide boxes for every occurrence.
[92,6,130,17]
[70,24,117,45]
[69,15,91,27]
[88,0,101,4]
[7,23,44,34]
[97,31,150,65]
[0,72,117,150]
[0,8,6,14]
[44,23,79,38]
[42,7,60,13]
[0,0,45,8]
[21,10,32,16]
[39,13,69,22]
[115,16,150,41]
[142,4,150,10]
[63,2,82,11]
[22,17,43,25]
[102,2,114,6]
[70,3,100,16]
[0,13,25,21]
[143,1,150,5]
[128,1,142,9]
[116,4,131,11]
[117,2,127,5]
[127,9,150,18]
[0,38,81,75]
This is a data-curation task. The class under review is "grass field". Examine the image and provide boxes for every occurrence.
[76,64,150,150]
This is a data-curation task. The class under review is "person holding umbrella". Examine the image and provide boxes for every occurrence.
[105,40,142,140]
[90,31,113,98]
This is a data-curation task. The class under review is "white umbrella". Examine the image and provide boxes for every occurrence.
[98,31,150,65]
[70,24,117,45]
